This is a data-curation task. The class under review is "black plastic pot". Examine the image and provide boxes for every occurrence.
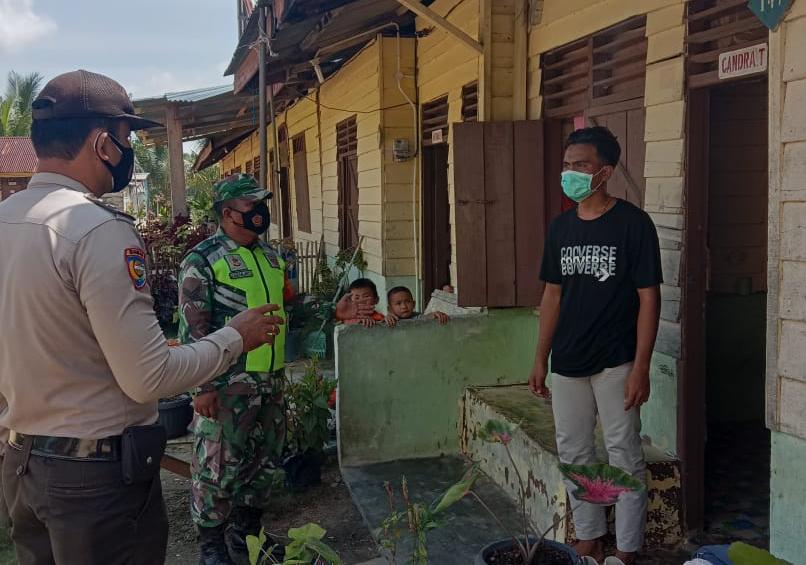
[475,538,581,565]
[282,451,324,491]
[158,394,193,439]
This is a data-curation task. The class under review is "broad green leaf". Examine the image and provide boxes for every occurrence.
[288,523,327,542]
[305,538,342,564]
[728,542,792,565]
[246,534,262,565]
[432,467,480,514]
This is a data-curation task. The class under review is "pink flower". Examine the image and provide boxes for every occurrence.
[569,473,632,505]
[492,432,512,445]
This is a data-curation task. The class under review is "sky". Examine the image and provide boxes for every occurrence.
[0,0,240,100]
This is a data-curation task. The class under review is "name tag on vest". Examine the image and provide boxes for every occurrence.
[225,254,253,279]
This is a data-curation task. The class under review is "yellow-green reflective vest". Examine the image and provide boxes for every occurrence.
[211,246,286,372]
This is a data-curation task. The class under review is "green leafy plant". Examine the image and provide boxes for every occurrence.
[248,523,341,565]
[728,542,792,565]
[471,419,645,564]
[139,216,214,330]
[285,358,337,457]
[379,469,479,565]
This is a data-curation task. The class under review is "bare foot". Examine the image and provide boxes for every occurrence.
[574,539,604,562]
[615,550,637,565]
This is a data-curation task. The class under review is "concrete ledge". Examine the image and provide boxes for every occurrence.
[461,385,683,548]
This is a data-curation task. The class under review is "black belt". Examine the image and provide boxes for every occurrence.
[8,431,122,461]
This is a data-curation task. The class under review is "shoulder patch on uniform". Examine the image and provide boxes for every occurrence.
[224,254,253,279]
[125,247,147,289]
[84,193,135,222]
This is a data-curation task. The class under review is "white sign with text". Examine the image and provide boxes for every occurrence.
[719,43,768,80]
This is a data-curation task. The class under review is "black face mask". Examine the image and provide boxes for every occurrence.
[97,132,134,193]
[233,201,270,235]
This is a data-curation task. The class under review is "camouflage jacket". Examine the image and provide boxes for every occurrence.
[178,229,290,394]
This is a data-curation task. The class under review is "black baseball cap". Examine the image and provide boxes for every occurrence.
[32,70,162,130]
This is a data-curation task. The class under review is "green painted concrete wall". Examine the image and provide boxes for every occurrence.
[770,431,806,562]
[643,352,678,455]
[336,309,539,465]
[336,306,681,464]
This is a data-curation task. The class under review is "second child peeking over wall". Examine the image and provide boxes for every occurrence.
[386,286,449,327]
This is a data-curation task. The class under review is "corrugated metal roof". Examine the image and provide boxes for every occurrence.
[0,137,37,174]
[165,84,233,103]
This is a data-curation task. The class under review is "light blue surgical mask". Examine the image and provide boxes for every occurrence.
[561,168,605,202]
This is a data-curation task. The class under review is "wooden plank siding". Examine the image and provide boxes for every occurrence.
[417,0,482,287]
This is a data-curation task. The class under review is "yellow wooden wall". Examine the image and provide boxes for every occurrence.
[380,37,418,278]
[416,0,481,286]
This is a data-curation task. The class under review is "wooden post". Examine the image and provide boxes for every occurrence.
[166,103,187,218]
[512,1,528,121]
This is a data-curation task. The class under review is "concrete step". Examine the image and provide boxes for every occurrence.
[461,385,683,548]
[341,457,525,565]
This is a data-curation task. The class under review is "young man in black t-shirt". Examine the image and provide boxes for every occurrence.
[528,127,662,564]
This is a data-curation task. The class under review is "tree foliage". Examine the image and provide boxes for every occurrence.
[0,71,44,136]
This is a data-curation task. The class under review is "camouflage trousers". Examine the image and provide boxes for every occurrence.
[190,380,286,528]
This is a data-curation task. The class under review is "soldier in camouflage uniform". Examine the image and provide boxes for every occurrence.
[178,174,293,565]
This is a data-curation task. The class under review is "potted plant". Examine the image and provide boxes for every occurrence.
[283,358,337,490]
[247,523,341,565]
[471,420,645,565]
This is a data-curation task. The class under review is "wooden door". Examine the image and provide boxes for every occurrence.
[338,155,359,250]
[423,144,451,297]
[589,108,646,206]
[337,116,358,250]
[453,120,547,307]
[279,167,291,239]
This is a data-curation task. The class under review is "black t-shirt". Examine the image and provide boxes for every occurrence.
[540,199,662,377]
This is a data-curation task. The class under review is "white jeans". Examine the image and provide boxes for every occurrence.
[551,363,647,552]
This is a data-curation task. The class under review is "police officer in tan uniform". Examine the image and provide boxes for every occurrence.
[0,70,284,565]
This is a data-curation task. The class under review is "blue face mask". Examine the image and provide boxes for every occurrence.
[561,168,605,202]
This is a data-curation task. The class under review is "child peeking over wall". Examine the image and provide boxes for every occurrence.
[386,286,449,327]
[340,278,386,328]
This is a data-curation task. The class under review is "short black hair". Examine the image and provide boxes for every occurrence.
[565,126,621,167]
[30,117,118,160]
[349,278,379,299]
[387,286,413,302]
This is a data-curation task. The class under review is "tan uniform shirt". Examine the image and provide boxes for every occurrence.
[0,173,243,438]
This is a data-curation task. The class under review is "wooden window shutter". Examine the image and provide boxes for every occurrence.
[541,39,590,118]
[422,96,449,146]
[453,121,547,307]
[686,0,767,89]
[542,16,647,118]
[292,134,312,233]
[590,16,647,112]
[245,159,253,176]
[461,82,478,122]
[253,156,261,184]
[336,116,358,158]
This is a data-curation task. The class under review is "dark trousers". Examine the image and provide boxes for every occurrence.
[2,444,168,565]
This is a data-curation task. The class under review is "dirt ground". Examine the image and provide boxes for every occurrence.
[163,450,378,565]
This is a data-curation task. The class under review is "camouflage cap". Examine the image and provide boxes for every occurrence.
[212,173,271,205]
